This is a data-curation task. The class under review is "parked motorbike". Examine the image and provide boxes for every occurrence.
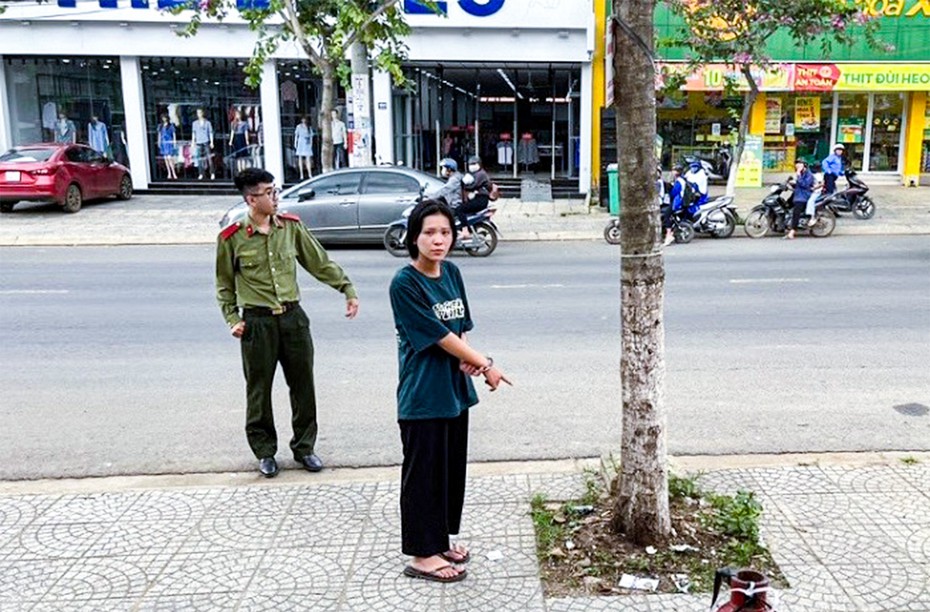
[743,180,837,238]
[384,205,500,257]
[686,195,738,239]
[603,212,694,245]
[819,170,876,220]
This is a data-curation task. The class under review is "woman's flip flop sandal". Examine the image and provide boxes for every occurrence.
[440,550,471,564]
[403,564,467,583]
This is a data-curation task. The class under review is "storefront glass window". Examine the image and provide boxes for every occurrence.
[835,93,869,171]
[140,58,261,182]
[3,56,127,165]
[276,61,324,184]
[657,91,740,170]
[869,93,904,172]
[783,94,834,172]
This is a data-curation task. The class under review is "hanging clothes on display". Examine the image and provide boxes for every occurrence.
[87,119,110,155]
[42,102,58,131]
[497,139,514,168]
[517,133,539,170]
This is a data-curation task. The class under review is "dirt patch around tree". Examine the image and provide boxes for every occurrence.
[530,469,788,600]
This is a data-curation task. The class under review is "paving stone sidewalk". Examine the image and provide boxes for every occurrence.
[0,458,927,611]
[0,183,928,246]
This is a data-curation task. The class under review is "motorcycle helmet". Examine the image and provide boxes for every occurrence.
[439,158,458,172]
[832,143,845,152]
[467,155,482,166]
[672,164,684,174]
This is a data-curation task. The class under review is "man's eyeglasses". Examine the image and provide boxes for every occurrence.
[249,186,281,198]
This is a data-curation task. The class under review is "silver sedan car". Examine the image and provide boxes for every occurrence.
[219,166,445,244]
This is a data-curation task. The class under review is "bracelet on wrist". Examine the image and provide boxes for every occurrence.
[478,356,494,374]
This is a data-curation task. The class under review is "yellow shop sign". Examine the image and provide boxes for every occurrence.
[855,0,930,17]
[836,64,930,90]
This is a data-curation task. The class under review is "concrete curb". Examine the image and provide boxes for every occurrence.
[2,451,926,496]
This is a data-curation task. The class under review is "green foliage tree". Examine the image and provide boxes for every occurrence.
[663,0,884,193]
[173,0,435,172]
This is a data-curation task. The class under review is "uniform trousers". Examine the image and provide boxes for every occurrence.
[240,304,317,460]
[398,409,469,557]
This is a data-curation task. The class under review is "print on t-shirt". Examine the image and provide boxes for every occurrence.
[432,298,465,322]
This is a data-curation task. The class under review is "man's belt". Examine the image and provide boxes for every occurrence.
[242,302,299,317]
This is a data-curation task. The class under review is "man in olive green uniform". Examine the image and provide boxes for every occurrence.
[216,168,359,478]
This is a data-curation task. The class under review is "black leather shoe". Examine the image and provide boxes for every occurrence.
[259,457,279,478]
[298,454,323,472]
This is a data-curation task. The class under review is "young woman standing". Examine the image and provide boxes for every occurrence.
[389,200,511,583]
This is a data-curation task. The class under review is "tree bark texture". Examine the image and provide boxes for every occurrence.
[320,63,335,173]
[610,0,672,546]
[725,64,760,197]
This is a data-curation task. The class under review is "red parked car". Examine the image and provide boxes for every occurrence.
[0,143,132,213]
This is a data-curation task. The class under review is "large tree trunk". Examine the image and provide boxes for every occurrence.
[609,0,671,546]
[725,64,760,197]
[319,62,335,173]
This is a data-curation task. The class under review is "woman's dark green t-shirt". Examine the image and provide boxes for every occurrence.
[389,261,478,420]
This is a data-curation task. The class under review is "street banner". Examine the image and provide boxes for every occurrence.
[794,97,821,132]
[765,98,782,134]
[736,135,764,187]
[662,62,930,93]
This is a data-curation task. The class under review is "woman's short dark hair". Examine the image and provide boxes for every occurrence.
[405,199,457,260]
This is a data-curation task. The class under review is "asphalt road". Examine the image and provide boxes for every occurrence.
[1,236,928,480]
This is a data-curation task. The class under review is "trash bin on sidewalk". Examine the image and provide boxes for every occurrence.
[606,163,620,215]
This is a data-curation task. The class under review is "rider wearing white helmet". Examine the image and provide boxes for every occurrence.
[821,143,845,194]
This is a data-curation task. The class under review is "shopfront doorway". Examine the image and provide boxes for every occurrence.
[394,62,581,180]
[835,92,906,173]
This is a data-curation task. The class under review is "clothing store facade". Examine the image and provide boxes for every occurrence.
[0,1,595,193]
[654,3,930,185]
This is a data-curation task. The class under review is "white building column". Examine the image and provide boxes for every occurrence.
[372,69,394,165]
[578,63,593,194]
[259,60,283,182]
[0,57,11,154]
[119,57,151,190]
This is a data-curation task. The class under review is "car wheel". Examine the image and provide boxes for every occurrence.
[63,184,83,213]
[0,201,16,213]
[117,174,133,200]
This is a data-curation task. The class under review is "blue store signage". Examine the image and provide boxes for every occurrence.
[404,0,505,17]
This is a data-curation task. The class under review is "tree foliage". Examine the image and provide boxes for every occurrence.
[170,0,436,171]
[662,0,885,191]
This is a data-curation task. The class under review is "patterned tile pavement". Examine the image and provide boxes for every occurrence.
[0,462,927,611]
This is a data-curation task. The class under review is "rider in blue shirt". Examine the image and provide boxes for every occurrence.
[663,165,688,246]
[821,143,845,194]
[683,158,709,216]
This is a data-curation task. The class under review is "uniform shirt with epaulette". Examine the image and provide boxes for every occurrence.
[215,212,357,327]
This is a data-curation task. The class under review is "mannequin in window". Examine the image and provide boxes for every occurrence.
[157,114,178,180]
[229,109,251,174]
[55,112,77,144]
[294,115,315,180]
[331,109,347,169]
[192,108,215,180]
[87,115,110,157]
